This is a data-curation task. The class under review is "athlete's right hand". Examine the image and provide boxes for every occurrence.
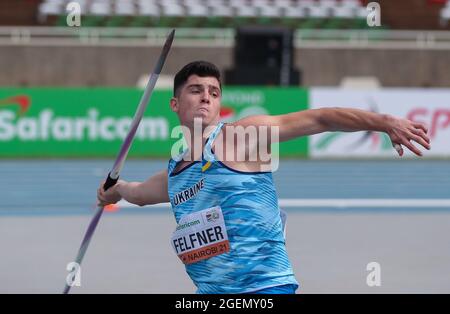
[97,180,123,207]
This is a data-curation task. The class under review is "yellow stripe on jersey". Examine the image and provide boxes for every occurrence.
[202,161,212,172]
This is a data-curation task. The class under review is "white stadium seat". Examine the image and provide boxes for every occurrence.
[115,0,135,16]
[39,2,63,16]
[252,0,270,7]
[230,0,244,8]
[319,0,339,9]
[184,0,203,6]
[298,0,318,9]
[210,5,234,17]
[332,5,356,18]
[205,0,226,6]
[440,7,450,25]
[340,0,363,9]
[43,0,65,5]
[90,0,111,16]
[137,2,159,17]
[308,5,330,18]
[137,0,158,6]
[259,4,281,18]
[283,5,306,18]
[356,6,368,18]
[236,5,258,17]
[161,3,184,17]
[186,5,209,17]
[273,0,295,10]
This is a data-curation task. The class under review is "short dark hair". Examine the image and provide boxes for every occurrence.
[173,61,222,97]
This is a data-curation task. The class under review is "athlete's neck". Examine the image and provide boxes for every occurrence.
[181,123,219,161]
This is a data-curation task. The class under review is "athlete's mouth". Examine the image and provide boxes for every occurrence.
[197,107,209,113]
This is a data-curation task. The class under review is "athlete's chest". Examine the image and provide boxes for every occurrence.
[168,162,233,215]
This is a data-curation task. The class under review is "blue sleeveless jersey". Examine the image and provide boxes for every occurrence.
[167,123,299,294]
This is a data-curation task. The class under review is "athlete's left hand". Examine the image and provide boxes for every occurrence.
[386,115,431,157]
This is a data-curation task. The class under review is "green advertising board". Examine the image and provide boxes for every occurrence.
[0,88,308,157]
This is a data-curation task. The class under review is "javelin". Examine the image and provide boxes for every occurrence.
[63,29,175,294]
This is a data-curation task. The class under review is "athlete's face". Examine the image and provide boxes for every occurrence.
[170,75,221,128]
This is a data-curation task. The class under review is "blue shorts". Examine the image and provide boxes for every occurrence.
[245,284,298,294]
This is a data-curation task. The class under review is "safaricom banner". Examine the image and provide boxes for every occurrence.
[0,88,176,157]
[0,88,308,157]
[310,88,450,158]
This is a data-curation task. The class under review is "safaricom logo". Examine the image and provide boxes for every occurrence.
[0,98,168,141]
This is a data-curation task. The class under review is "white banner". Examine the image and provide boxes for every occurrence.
[310,88,450,158]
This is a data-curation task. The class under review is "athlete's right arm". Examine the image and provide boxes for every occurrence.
[97,169,169,207]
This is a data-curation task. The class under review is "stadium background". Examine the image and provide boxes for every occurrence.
[0,0,449,293]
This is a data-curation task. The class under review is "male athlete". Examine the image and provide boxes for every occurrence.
[98,61,430,294]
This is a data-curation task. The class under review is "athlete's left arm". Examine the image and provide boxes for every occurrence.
[234,107,431,156]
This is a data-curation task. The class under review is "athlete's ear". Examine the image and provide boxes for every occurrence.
[170,97,179,113]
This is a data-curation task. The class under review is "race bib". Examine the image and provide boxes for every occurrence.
[171,206,230,265]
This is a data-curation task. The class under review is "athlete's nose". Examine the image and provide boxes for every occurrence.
[200,91,210,104]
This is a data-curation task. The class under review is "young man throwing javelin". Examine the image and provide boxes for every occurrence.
[98,61,430,294]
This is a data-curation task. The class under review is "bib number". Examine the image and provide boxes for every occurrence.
[171,206,230,265]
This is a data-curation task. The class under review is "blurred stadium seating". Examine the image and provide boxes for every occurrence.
[27,0,450,30]
[0,0,449,30]
[1,0,450,87]
[33,0,372,29]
